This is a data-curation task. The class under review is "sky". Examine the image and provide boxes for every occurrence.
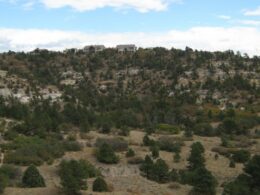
[1,0,260,55]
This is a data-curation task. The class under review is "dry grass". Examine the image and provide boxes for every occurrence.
[4,131,259,195]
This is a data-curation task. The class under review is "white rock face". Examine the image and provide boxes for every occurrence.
[0,88,12,97]
[100,165,140,177]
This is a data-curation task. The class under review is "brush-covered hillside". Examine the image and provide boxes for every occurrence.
[0,47,259,195]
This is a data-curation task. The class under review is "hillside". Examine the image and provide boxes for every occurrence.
[0,47,259,195]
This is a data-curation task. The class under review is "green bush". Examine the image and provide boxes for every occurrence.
[140,156,170,183]
[127,156,143,164]
[63,141,82,151]
[119,126,130,136]
[0,164,21,180]
[95,137,128,152]
[191,167,217,195]
[193,123,215,136]
[150,145,159,159]
[59,160,99,195]
[126,148,135,158]
[223,155,260,194]
[92,177,108,192]
[232,150,250,163]
[223,174,251,195]
[157,124,180,134]
[0,164,21,192]
[22,165,45,187]
[143,134,156,146]
[158,137,183,153]
[169,169,179,182]
[4,136,64,166]
[0,174,8,194]
[96,143,119,164]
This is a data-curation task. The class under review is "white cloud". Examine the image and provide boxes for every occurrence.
[243,6,260,16]
[1,27,260,56]
[22,1,35,10]
[40,0,177,12]
[238,20,260,26]
[218,15,231,20]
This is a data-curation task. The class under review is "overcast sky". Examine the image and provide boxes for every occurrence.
[1,0,260,56]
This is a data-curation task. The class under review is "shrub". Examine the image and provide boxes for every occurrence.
[150,145,159,159]
[157,124,180,134]
[169,169,179,182]
[92,177,108,192]
[101,123,111,134]
[59,160,98,195]
[244,155,260,189]
[4,136,64,166]
[0,174,8,194]
[223,174,251,195]
[193,123,215,136]
[221,135,230,147]
[184,128,193,138]
[95,137,128,152]
[3,130,18,140]
[63,141,82,151]
[96,143,119,164]
[232,150,250,163]
[179,169,195,185]
[119,126,130,136]
[0,164,21,180]
[224,155,260,194]
[140,156,170,183]
[158,137,183,153]
[126,148,135,158]
[22,165,45,187]
[143,134,156,146]
[127,156,143,164]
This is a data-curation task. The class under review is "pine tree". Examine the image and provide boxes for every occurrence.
[192,167,217,195]
[22,165,45,187]
[188,142,205,170]
[97,143,119,164]
[140,155,153,177]
[150,145,159,159]
[92,177,108,192]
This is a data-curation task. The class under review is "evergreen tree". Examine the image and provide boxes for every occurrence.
[140,155,153,177]
[97,143,119,164]
[59,160,93,195]
[151,159,169,183]
[150,145,159,159]
[143,134,151,146]
[188,142,205,170]
[192,167,217,195]
[244,155,260,189]
[22,165,45,187]
[92,177,108,192]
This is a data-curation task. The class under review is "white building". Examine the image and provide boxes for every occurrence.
[116,45,137,52]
